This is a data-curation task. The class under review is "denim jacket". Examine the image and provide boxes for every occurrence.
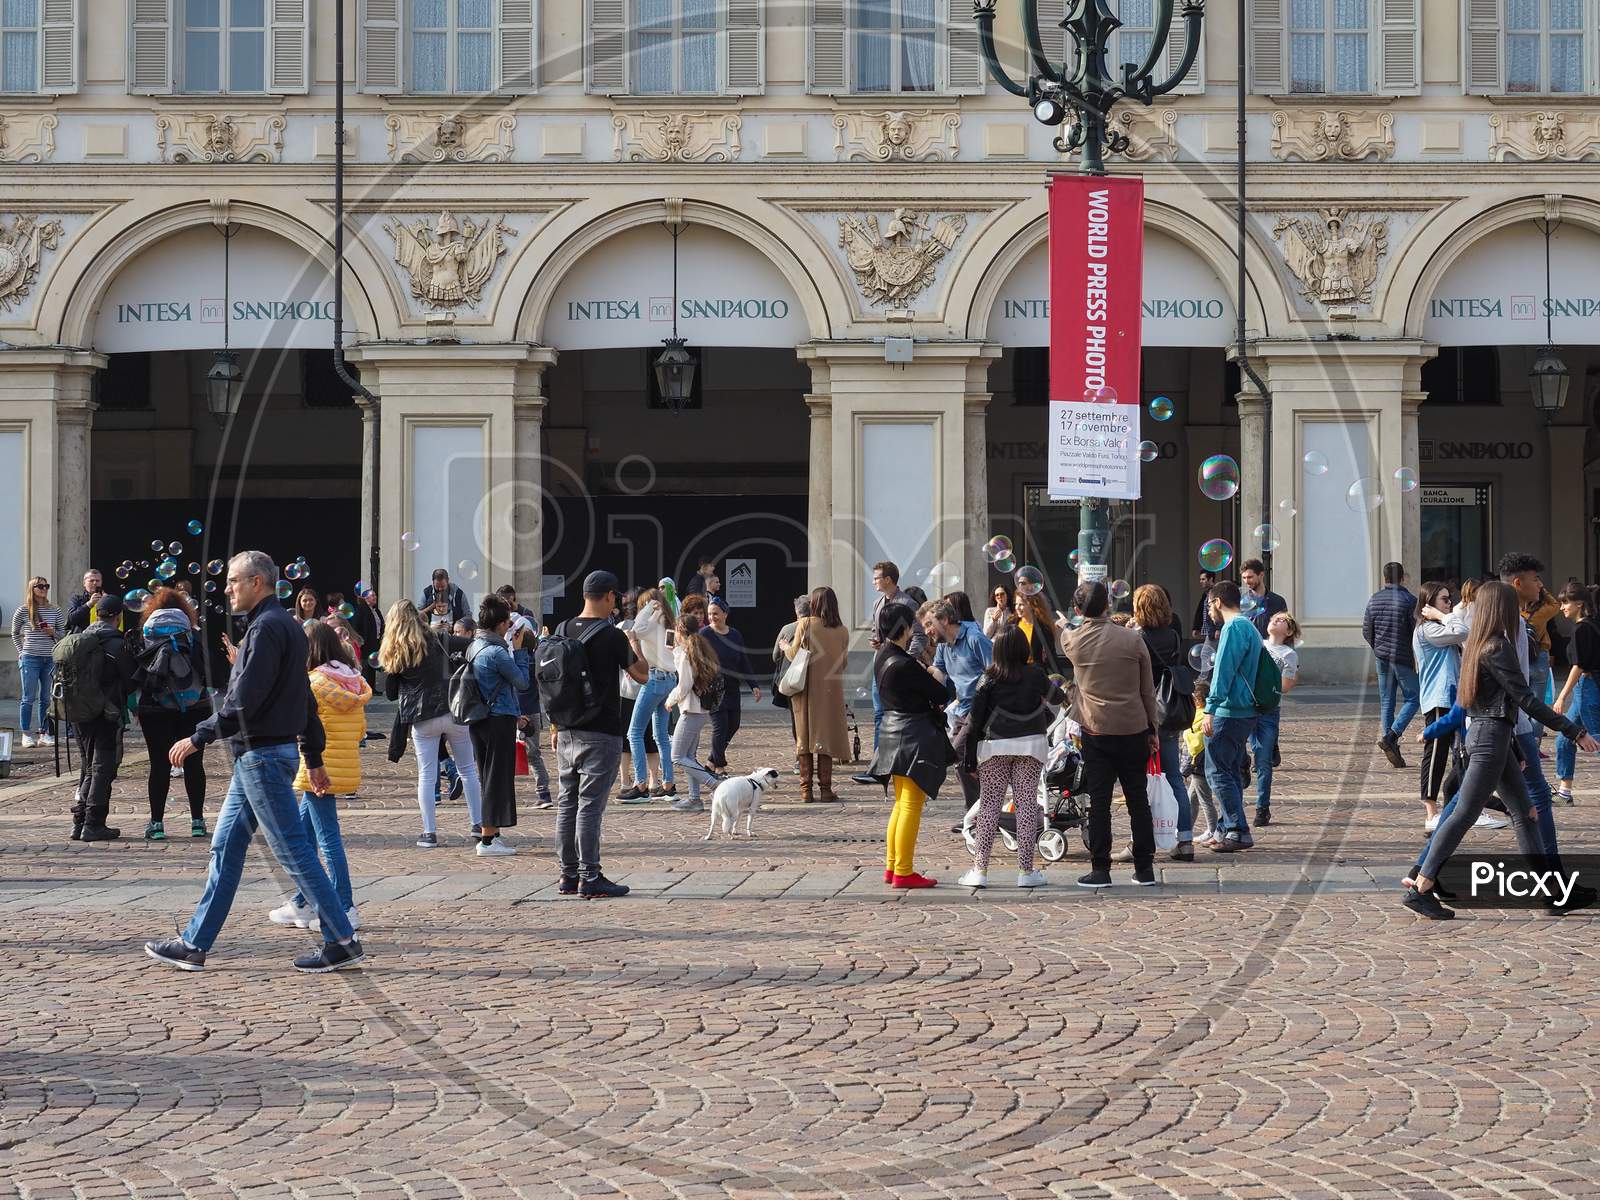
[471,633,528,718]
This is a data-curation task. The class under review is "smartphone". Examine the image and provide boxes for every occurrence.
[665,630,676,648]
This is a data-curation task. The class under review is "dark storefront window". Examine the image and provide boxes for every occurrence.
[1422,347,1502,406]
[1421,485,1493,585]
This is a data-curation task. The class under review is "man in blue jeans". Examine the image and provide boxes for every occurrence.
[1202,581,1260,853]
[144,551,363,974]
[1362,561,1419,768]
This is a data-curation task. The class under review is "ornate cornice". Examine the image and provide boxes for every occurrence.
[612,112,743,163]
[832,110,960,162]
[1488,110,1600,162]
[156,113,285,163]
[385,113,517,163]
[1271,109,1394,162]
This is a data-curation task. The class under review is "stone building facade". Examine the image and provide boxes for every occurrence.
[0,0,1596,678]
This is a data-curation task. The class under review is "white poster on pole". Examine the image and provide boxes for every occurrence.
[1048,400,1142,500]
[725,559,757,607]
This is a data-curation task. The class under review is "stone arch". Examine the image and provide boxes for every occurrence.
[46,195,399,350]
[1389,191,1600,339]
[948,197,1288,343]
[510,196,844,345]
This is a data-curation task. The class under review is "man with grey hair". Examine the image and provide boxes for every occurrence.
[145,550,365,974]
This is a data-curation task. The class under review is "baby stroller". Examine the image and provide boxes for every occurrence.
[961,710,1092,863]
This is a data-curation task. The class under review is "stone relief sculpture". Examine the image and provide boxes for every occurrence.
[1273,208,1389,311]
[0,113,58,163]
[156,113,286,163]
[612,112,743,162]
[833,110,960,162]
[0,213,64,312]
[1271,109,1394,162]
[1489,111,1600,162]
[837,208,967,307]
[385,114,518,163]
[385,212,516,308]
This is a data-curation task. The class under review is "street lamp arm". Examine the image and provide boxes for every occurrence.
[1021,0,1062,82]
[972,2,1030,96]
[1142,0,1204,97]
[1119,0,1174,93]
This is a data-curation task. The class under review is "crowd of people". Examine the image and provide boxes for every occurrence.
[8,534,1596,972]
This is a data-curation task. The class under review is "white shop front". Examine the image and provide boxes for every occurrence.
[1420,221,1600,584]
[982,229,1239,614]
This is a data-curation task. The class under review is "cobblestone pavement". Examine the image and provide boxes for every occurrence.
[2,690,1597,1199]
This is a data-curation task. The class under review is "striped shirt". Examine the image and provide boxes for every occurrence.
[11,604,64,658]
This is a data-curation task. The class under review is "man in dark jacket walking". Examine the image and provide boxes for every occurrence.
[144,550,364,975]
[1362,561,1419,767]
[68,594,139,842]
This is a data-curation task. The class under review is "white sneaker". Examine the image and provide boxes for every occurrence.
[957,868,988,888]
[476,837,517,857]
[38,733,54,747]
[20,734,35,749]
[1475,812,1510,830]
[170,765,183,778]
[268,900,314,928]
[1017,870,1049,888]
[1423,814,1440,833]
[307,906,363,934]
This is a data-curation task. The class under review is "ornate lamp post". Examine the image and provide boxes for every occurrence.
[975,0,1203,585]
[974,0,1205,177]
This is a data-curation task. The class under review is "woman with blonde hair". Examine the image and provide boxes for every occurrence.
[380,598,482,848]
[10,575,62,748]
[664,610,723,813]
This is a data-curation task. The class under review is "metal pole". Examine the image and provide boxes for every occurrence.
[1235,0,1271,551]
[332,0,380,593]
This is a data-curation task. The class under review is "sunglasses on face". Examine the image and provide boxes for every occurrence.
[34,583,48,590]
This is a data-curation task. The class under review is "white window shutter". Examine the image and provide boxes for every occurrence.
[358,0,403,93]
[586,0,628,93]
[127,0,173,95]
[1376,0,1419,92]
[807,0,846,92]
[1164,13,1204,94]
[268,0,310,93]
[1463,0,1502,93]
[943,0,984,93]
[41,0,79,93]
[1036,0,1066,67]
[1247,0,1285,92]
[497,0,537,93]
[724,0,764,94]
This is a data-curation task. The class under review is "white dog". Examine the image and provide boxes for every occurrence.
[703,767,781,840]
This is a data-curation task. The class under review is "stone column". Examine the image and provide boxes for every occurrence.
[1235,385,1266,565]
[804,391,834,586]
[356,392,380,589]
[963,387,991,603]
[54,391,97,591]
[512,351,557,612]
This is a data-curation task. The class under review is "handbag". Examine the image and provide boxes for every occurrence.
[1155,641,1198,733]
[1146,753,1179,851]
[769,656,791,709]
[514,736,530,777]
[778,624,812,697]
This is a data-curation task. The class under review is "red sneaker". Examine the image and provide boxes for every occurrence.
[892,872,938,889]
[883,869,894,884]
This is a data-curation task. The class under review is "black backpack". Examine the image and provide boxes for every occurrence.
[447,640,492,725]
[535,619,609,728]
[134,622,204,711]
[52,629,121,724]
[695,669,727,711]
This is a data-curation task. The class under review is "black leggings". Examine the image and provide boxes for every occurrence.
[139,707,208,822]
[1419,719,1542,881]
[1419,707,1457,803]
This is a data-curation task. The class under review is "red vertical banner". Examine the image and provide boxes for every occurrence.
[1047,175,1145,500]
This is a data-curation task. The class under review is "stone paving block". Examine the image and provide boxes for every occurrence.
[666,871,753,899]
[779,870,859,899]
[725,868,808,898]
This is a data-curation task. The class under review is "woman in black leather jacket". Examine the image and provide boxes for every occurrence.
[1409,582,1596,919]
[379,599,482,849]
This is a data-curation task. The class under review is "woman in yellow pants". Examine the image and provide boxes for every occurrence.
[867,600,953,888]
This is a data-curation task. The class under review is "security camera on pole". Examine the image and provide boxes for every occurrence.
[974,0,1204,584]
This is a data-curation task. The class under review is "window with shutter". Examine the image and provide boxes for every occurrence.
[587,0,628,92]
[724,0,763,93]
[128,0,174,94]
[634,0,719,94]
[1108,0,1202,92]
[176,0,270,93]
[358,0,403,92]
[1162,6,1205,92]
[1463,0,1503,91]
[0,0,41,92]
[852,0,936,92]
[268,0,309,93]
[944,0,984,93]
[41,0,79,93]
[1249,0,1287,91]
[497,0,537,93]
[808,0,847,91]
[1376,0,1419,91]
[1502,0,1586,93]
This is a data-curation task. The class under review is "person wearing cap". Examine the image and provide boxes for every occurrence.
[67,593,140,842]
[556,571,649,898]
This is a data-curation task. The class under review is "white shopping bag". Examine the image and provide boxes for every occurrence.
[1147,757,1179,852]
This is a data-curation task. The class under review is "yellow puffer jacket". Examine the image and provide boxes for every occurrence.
[294,661,372,796]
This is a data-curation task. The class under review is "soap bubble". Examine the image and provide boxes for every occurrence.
[1277,498,1298,519]
[1346,477,1384,513]
[1047,673,1068,692]
[124,588,150,608]
[993,554,1015,574]
[1109,579,1131,602]
[1069,613,1085,628]
[139,560,150,569]
[355,580,369,596]
[1014,566,1045,597]
[168,541,183,556]
[1394,467,1419,493]
[1240,592,1259,615]
[187,562,200,576]
[855,687,869,700]
[204,580,217,593]
[336,602,357,620]
[155,559,178,581]
[401,531,421,552]
[1198,455,1240,502]
[1303,450,1329,476]
[456,559,480,582]
[1148,395,1174,422]
[367,651,381,668]
[147,578,161,592]
[1083,385,1118,404]
[1068,549,1081,571]
[1137,440,1159,463]
[1198,538,1234,572]
[186,519,203,536]
[115,565,131,580]
[276,580,294,600]
[1253,523,1281,553]
[284,562,303,581]
[1189,642,1214,673]
[206,559,224,576]
[984,535,1013,561]
[925,561,959,590]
